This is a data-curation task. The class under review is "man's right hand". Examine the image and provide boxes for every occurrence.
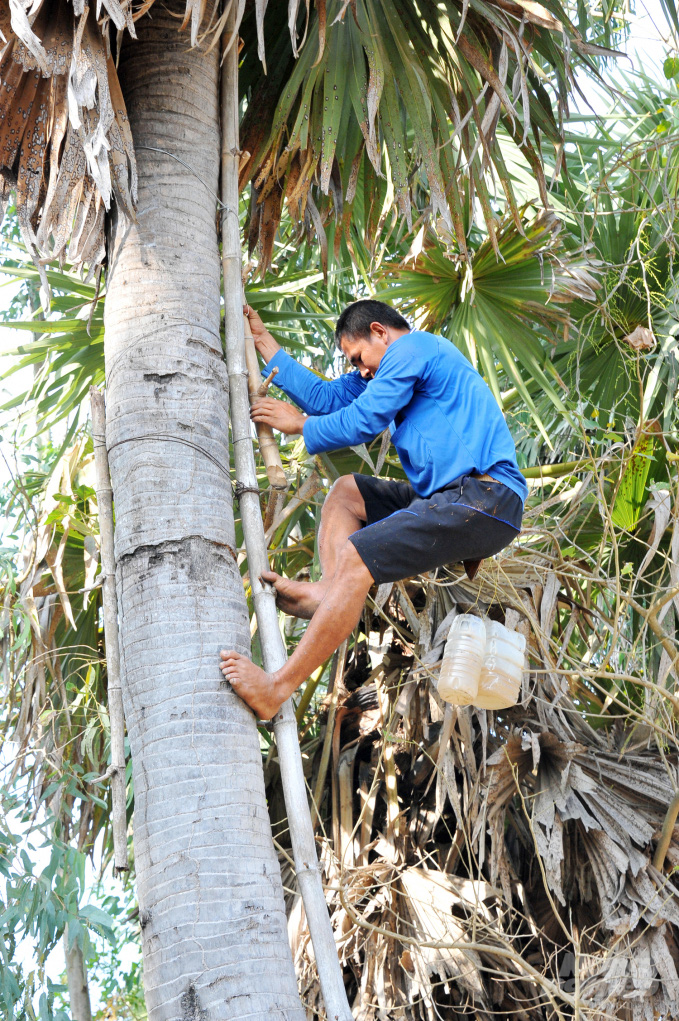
[251,396,307,435]
[244,304,281,363]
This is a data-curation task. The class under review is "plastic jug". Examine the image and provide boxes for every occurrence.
[437,614,487,705]
[476,621,526,710]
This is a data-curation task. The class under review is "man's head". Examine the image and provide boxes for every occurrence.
[335,300,410,380]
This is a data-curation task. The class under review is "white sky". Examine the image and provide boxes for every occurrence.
[571,0,672,114]
[629,0,675,58]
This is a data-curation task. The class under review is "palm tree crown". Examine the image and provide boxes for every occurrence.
[1,0,621,289]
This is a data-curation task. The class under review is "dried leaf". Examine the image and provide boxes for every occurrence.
[255,0,269,72]
[624,324,656,350]
[8,0,50,75]
[313,0,326,66]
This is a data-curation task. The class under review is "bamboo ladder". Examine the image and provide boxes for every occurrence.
[220,9,352,1020]
[89,387,128,875]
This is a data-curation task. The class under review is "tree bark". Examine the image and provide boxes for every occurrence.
[104,5,304,1018]
[63,928,92,1021]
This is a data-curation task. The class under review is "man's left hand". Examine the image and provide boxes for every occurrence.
[251,397,307,435]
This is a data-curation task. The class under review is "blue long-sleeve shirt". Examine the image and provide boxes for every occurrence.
[264,330,527,502]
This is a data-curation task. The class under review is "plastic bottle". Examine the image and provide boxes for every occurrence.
[476,621,526,710]
[437,614,487,705]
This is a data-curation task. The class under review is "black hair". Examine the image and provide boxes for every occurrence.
[335,299,410,347]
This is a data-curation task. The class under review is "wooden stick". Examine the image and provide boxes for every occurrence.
[243,315,287,491]
[257,365,279,396]
[63,924,93,1021]
[311,640,347,830]
[89,386,128,873]
[265,470,323,544]
[263,487,284,533]
[653,790,679,871]
[219,13,352,1020]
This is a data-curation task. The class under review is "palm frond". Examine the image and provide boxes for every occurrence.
[1,0,627,284]
[378,211,599,442]
[0,260,104,431]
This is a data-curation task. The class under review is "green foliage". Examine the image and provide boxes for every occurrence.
[611,429,657,530]
[0,428,138,1016]
[664,55,679,79]
[56,885,144,1021]
[380,212,598,442]
[238,0,630,272]
[0,789,117,1020]
[0,259,104,435]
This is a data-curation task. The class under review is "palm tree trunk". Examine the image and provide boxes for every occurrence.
[104,4,304,1018]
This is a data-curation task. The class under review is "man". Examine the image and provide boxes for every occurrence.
[220,299,527,719]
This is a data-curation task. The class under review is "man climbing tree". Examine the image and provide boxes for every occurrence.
[220,299,527,718]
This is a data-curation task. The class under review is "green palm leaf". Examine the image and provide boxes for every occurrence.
[0,263,105,431]
[379,213,597,442]
[239,0,624,272]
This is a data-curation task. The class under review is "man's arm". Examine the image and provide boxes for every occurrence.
[302,336,427,454]
[246,306,366,416]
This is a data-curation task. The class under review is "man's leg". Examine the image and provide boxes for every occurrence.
[261,474,367,618]
[220,474,524,718]
[220,540,373,719]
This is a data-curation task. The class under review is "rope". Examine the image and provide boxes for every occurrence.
[234,481,263,498]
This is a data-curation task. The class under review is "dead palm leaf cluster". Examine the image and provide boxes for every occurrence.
[0,0,140,299]
[265,464,679,1020]
[0,0,230,297]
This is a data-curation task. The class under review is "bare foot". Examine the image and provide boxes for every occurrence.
[261,570,326,619]
[219,650,285,720]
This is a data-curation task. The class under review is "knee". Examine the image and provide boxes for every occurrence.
[323,474,362,516]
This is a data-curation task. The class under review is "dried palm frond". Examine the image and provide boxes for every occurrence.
[1,2,138,298]
[239,0,622,274]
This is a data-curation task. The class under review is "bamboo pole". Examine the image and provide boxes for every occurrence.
[64,926,93,1021]
[219,14,352,1021]
[243,313,288,491]
[89,387,128,873]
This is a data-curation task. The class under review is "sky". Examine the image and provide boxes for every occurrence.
[0,0,675,1000]
[572,0,671,110]
[628,0,675,61]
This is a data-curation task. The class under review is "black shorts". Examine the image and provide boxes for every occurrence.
[348,473,523,584]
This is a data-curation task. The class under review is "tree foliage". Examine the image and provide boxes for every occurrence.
[1,4,678,1020]
[0,0,626,294]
